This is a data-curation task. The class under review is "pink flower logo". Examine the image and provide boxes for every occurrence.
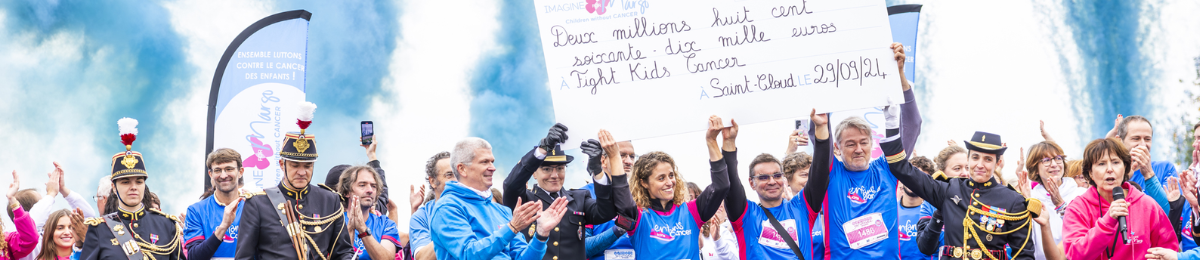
[586,0,611,15]
[243,136,274,170]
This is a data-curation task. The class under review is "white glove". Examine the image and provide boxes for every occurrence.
[884,96,901,129]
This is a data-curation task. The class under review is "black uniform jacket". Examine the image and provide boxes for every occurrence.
[81,206,183,260]
[881,137,1035,260]
[502,148,632,260]
[235,183,354,260]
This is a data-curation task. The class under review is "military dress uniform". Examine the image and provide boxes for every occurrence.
[501,145,633,260]
[81,118,184,260]
[883,132,1040,260]
[235,102,355,260]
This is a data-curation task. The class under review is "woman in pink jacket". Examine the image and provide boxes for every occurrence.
[2,171,40,260]
[1063,138,1178,259]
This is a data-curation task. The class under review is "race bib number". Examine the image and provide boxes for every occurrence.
[758,219,798,249]
[604,249,636,260]
[843,212,888,249]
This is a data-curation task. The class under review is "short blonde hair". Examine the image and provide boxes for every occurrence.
[631,151,687,208]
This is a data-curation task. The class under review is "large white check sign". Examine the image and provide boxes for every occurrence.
[535,0,901,147]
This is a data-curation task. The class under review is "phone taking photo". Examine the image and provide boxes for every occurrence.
[795,119,810,131]
[361,121,374,145]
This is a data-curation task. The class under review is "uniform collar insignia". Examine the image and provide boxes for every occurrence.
[952,195,962,205]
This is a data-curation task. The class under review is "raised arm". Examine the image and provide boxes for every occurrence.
[586,130,630,224]
[892,42,921,156]
[719,116,748,222]
[804,110,832,214]
[502,148,541,209]
[698,116,732,222]
[882,132,949,206]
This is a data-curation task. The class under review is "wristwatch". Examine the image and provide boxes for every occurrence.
[358,230,372,239]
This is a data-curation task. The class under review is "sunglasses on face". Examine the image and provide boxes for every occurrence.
[754,173,785,181]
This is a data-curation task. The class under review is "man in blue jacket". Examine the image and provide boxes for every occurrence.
[432,137,570,260]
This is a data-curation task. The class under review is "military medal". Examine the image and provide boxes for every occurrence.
[150,234,159,243]
[578,226,583,240]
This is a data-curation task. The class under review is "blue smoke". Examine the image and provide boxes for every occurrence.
[268,1,400,181]
[0,0,400,213]
[0,0,193,211]
[1060,0,1155,141]
[468,0,554,178]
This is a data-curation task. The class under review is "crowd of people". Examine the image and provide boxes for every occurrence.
[4,42,1200,260]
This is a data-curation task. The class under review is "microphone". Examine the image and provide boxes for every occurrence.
[1113,186,1129,244]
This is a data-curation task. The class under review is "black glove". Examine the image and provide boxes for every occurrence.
[539,123,569,152]
[581,139,604,176]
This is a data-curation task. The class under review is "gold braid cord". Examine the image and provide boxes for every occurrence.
[294,203,345,260]
[960,193,1035,260]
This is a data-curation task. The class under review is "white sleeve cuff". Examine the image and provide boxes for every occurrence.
[534,148,547,160]
[594,174,610,185]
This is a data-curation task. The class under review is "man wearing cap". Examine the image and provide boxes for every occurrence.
[81,118,184,260]
[883,131,1037,260]
[236,102,354,260]
[501,124,632,260]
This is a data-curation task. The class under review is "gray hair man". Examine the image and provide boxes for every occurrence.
[431,137,569,260]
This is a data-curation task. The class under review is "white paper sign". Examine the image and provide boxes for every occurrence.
[534,0,902,148]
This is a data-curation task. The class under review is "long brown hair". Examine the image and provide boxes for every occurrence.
[631,151,687,208]
[36,209,74,260]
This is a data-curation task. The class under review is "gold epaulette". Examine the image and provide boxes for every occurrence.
[1026,198,1043,218]
[242,191,265,199]
[932,171,949,182]
[84,217,103,226]
[318,183,337,192]
[148,208,181,223]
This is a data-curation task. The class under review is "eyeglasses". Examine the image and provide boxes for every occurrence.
[1040,156,1065,164]
[753,173,785,181]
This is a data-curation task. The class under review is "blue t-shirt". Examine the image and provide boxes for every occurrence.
[898,201,935,260]
[812,211,825,260]
[731,195,814,260]
[1129,161,1179,191]
[1182,204,1197,251]
[824,157,899,260]
[629,201,703,260]
[582,183,635,260]
[184,195,244,259]
[410,200,435,254]
[351,211,401,260]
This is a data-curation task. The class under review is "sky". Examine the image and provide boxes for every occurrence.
[1,0,1199,232]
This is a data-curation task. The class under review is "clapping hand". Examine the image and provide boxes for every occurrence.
[508,197,540,234]
[215,197,243,237]
[1168,176,1182,202]
[410,184,426,214]
[535,197,569,238]
[70,208,87,247]
[1015,148,1033,198]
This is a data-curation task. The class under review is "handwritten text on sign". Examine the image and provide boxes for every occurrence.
[536,0,901,148]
